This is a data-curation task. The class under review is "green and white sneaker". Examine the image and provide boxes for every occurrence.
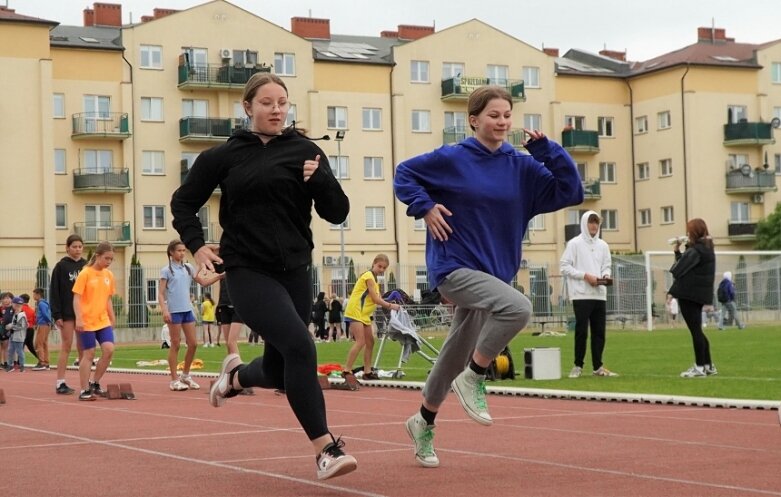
[680,365,706,378]
[451,368,492,425]
[405,413,439,468]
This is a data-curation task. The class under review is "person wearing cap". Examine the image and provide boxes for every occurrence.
[561,210,617,378]
[5,297,29,372]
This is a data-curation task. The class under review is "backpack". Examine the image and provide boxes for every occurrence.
[717,280,729,303]
[486,346,516,381]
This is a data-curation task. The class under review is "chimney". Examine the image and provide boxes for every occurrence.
[599,49,626,62]
[153,8,178,19]
[291,17,331,40]
[141,15,154,23]
[542,47,559,57]
[397,24,434,41]
[697,26,734,43]
[380,30,399,38]
[92,2,122,27]
[83,8,95,26]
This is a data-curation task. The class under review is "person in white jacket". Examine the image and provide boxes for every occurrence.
[560,210,618,378]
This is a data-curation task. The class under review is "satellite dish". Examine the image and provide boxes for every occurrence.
[771,117,781,129]
[740,164,752,176]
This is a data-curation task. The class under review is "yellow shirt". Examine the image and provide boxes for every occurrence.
[201,300,215,322]
[344,271,378,325]
[72,266,115,331]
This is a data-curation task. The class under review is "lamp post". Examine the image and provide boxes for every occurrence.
[335,130,347,298]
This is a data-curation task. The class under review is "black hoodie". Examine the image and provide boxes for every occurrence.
[171,129,349,272]
[49,256,87,321]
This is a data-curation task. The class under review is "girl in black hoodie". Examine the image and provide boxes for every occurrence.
[171,73,354,480]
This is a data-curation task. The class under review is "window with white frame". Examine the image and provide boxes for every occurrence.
[233,49,258,66]
[772,62,781,83]
[330,216,350,230]
[597,116,614,137]
[774,107,781,120]
[146,279,159,304]
[363,157,383,179]
[53,93,65,118]
[729,153,749,169]
[486,64,509,85]
[54,149,67,174]
[85,205,112,232]
[83,95,110,118]
[285,104,297,127]
[274,53,295,76]
[412,110,431,132]
[365,207,385,230]
[362,108,381,130]
[727,105,747,123]
[444,111,467,131]
[775,153,781,175]
[565,115,585,130]
[600,209,617,230]
[140,45,163,69]
[181,99,207,118]
[142,151,165,175]
[414,218,426,231]
[660,158,673,177]
[522,66,540,88]
[524,114,542,131]
[599,162,616,183]
[83,149,112,173]
[327,106,347,129]
[658,110,671,129]
[442,62,464,80]
[55,204,67,229]
[567,209,588,225]
[730,202,749,222]
[528,214,545,230]
[635,115,648,133]
[143,205,165,229]
[661,205,674,224]
[328,155,349,179]
[415,266,428,291]
[576,163,587,180]
[410,60,429,83]
[637,162,649,180]
[638,209,651,227]
[181,152,199,170]
[141,97,163,121]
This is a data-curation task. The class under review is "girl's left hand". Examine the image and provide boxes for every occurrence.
[522,128,545,145]
[303,155,320,182]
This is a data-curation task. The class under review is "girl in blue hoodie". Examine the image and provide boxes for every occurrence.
[395,85,583,468]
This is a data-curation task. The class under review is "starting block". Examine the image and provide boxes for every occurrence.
[119,383,136,400]
[106,384,122,400]
[0,389,5,404]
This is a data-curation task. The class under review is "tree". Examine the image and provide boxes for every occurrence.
[387,270,396,290]
[36,255,50,298]
[128,253,148,328]
[347,258,357,296]
[755,202,781,250]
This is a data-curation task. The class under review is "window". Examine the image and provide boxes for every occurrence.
[657,111,671,129]
[365,207,386,230]
[412,110,431,132]
[181,152,199,170]
[363,157,383,179]
[442,62,464,80]
[83,95,110,118]
[661,206,674,224]
[576,163,587,180]
[285,104,297,127]
[410,60,429,83]
[232,49,258,66]
[328,155,349,179]
[638,209,651,227]
[635,116,648,134]
[83,150,112,173]
[55,204,67,229]
[142,151,165,175]
[486,64,509,85]
[362,108,381,130]
[146,279,159,304]
[444,111,467,131]
[53,93,65,118]
[564,115,585,130]
[330,216,350,230]
[598,117,614,137]
[140,45,162,69]
[729,153,749,169]
[600,209,617,230]
[54,149,67,174]
[775,153,781,175]
[414,218,426,231]
[141,97,163,121]
[522,66,540,88]
[774,107,781,120]
[772,62,781,83]
[528,214,545,230]
[524,114,542,131]
[85,205,112,236]
[327,106,347,129]
[660,158,672,177]
[567,209,589,225]
[636,162,649,180]
[730,202,749,222]
[181,99,207,118]
[143,206,165,229]
[274,53,295,76]
[415,266,428,291]
[599,162,616,183]
[727,105,747,124]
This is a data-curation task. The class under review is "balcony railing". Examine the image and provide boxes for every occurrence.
[727,220,757,241]
[180,160,221,195]
[723,122,775,146]
[73,168,131,193]
[442,126,526,149]
[180,117,245,142]
[564,223,581,241]
[73,222,132,246]
[561,129,600,154]
[441,76,525,101]
[71,113,130,140]
[178,61,272,90]
[725,169,777,193]
[582,178,601,199]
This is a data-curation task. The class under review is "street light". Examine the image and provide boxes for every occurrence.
[335,130,347,298]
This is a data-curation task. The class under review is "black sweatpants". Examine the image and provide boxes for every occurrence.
[24,328,39,361]
[227,266,328,441]
[678,298,712,366]
[572,299,606,370]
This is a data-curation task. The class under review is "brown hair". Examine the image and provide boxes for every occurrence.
[66,234,83,247]
[166,239,193,276]
[373,253,390,265]
[242,73,288,105]
[686,218,713,248]
[87,241,113,266]
[467,85,513,131]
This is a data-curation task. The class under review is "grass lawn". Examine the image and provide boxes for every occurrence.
[34,324,780,402]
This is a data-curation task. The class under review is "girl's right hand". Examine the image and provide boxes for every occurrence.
[55,319,64,329]
[194,244,222,273]
[389,303,401,311]
[424,204,453,241]
[163,311,172,325]
[75,320,84,332]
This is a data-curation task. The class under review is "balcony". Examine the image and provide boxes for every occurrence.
[725,168,777,193]
[441,76,525,102]
[180,117,245,143]
[202,222,223,243]
[180,160,220,195]
[727,220,757,241]
[71,113,130,140]
[561,129,600,154]
[178,60,272,90]
[723,122,774,147]
[564,223,580,241]
[73,222,132,246]
[73,168,131,194]
[582,178,601,199]
[442,126,471,145]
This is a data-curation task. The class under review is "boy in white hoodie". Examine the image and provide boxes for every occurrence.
[560,211,617,378]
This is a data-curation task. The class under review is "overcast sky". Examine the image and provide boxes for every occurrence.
[12,0,781,61]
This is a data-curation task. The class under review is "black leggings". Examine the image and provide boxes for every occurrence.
[679,298,712,366]
[24,328,39,360]
[227,266,327,441]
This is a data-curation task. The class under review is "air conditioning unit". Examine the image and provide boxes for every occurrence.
[220,48,232,60]
[751,193,765,204]
[323,256,335,266]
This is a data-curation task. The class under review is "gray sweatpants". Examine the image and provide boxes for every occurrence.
[422,268,532,407]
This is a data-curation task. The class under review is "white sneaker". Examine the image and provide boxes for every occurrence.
[568,366,582,378]
[680,365,706,378]
[704,364,718,376]
[593,366,618,377]
[179,374,200,390]
[316,437,357,480]
[210,353,243,407]
[451,368,492,426]
[170,379,189,391]
[405,413,439,468]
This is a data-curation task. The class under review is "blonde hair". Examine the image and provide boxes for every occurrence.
[373,254,390,265]
[87,241,113,266]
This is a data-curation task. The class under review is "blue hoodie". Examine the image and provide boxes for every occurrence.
[395,136,583,288]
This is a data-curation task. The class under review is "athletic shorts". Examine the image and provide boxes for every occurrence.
[216,305,243,324]
[169,311,196,325]
[79,326,114,349]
